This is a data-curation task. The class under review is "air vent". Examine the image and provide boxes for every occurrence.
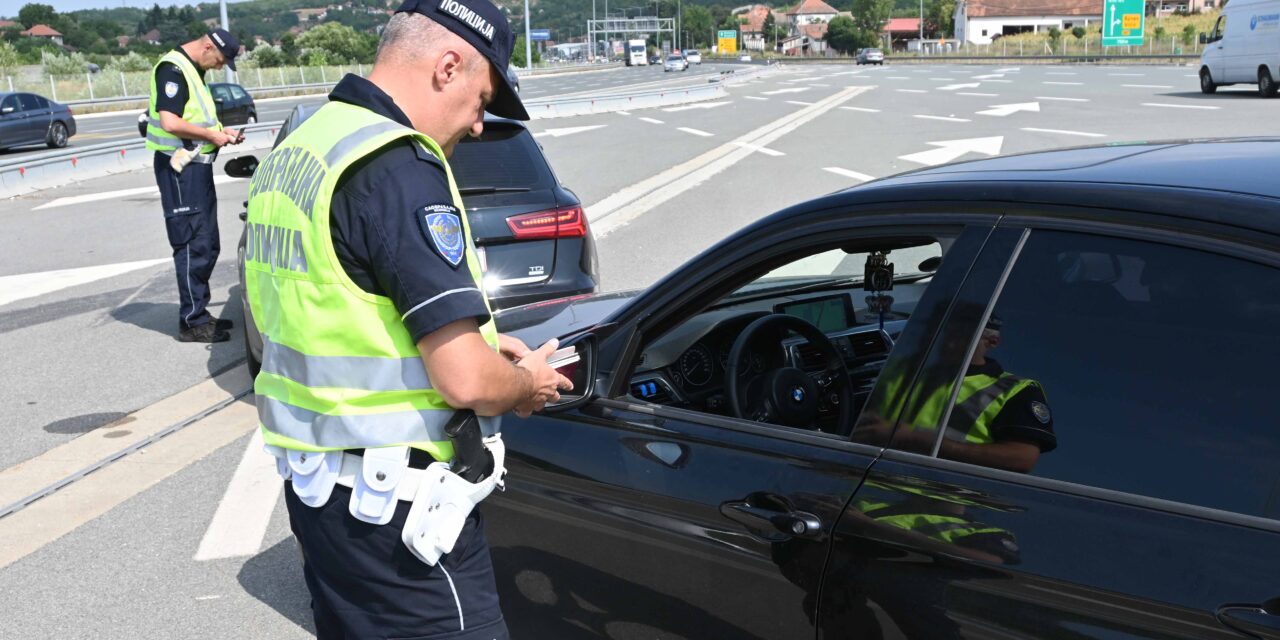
[631,379,673,404]
[848,332,890,359]
[794,344,826,371]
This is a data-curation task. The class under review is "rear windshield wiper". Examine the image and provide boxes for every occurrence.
[458,186,532,195]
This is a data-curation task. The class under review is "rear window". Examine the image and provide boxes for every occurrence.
[450,123,553,191]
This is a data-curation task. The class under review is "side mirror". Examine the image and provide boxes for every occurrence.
[0,107,12,115]
[1199,32,1208,44]
[225,154,259,178]
[539,332,600,414]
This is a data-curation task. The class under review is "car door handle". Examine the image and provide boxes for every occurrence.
[1217,598,1280,639]
[720,501,823,539]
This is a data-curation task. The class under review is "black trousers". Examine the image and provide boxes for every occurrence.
[154,152,220,330]
[284,481,510,640]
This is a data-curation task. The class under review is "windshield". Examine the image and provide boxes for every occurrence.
[733,244,942,297]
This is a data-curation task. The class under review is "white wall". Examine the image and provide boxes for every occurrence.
[961,15,1098,44]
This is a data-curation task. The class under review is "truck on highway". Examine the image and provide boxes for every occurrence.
[625,39,648,66]
[1199,0,1280,96]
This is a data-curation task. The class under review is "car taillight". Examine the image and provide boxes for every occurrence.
[506,206,587,240]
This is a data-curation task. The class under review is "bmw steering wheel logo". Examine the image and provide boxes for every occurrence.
[791,387,806,403]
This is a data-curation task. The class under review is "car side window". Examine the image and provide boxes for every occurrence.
[624,232,964,438]
[212,86,231,102]
[1,95,20,113]
[922,230,1280,519]
[229,85,249,100]
[18,94,41,111]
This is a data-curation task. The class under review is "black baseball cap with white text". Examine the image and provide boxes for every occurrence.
[395,0,529,120]
[207,28,241,71]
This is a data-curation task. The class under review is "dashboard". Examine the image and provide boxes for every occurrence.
[628,284,930,427]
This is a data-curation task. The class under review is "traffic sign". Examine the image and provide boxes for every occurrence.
[1102,0,1144,46]
[718,29,738,54]
[530,29,551,42]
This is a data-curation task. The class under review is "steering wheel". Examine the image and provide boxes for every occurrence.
[726,314,853,432]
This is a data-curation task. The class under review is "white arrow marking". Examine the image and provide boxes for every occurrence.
[194,430,283,561]
[978,102,1041,117]
[938,83,981,91]
[663,101,732,112]
[899,136,1004,166]
[532,125,608,138]
[762,87,810,95]
[0,258,170,307]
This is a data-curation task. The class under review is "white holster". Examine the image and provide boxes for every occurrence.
[265,435,507,566]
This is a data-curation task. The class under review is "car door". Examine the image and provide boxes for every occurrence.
[484,213,998,639]
[0,94,29,146]
[210,84,235,125]
[19,94,52,143]
[1207,14,1228,82]
[821,216,1280,639]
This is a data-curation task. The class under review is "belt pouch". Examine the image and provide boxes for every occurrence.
[349,446,410,525]
[263,444,292,481]
[288,450,341,508]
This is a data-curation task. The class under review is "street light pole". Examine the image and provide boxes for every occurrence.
[220,0,235,83]
[919,0,924,42]
[523,0,533,69]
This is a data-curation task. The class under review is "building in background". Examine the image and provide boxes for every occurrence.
[954,0,1101,45]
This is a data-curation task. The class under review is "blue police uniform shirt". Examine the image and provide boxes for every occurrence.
[153,48,201,117]
[327,74,491,344]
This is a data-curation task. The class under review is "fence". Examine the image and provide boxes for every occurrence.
[916,36,1204,59]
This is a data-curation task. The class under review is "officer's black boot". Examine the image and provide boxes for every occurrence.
[179,322,231,343]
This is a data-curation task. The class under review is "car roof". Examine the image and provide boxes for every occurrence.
[784,138,1280,238]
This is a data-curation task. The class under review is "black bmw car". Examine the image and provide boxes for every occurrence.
[0,91,76,150]
[486,139,1280,639]
[231,104,598,374]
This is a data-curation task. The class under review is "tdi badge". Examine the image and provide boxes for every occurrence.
[420,205,464,268]
[1031,401,1052,424]
[164,81,179,98]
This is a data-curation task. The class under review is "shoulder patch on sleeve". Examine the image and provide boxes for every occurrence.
[164,81,179,98]
[418,204,465,268]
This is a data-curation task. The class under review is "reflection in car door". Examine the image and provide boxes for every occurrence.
[19,94,51,142]
[484,222,995,639]
[823,221,1280,639]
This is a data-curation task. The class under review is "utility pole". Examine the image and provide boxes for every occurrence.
[220,0,235,83]
[523,0,532,69]
[919,0,924,43]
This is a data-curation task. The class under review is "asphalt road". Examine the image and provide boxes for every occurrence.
[0,61,1272,638]
[0,63,736,160]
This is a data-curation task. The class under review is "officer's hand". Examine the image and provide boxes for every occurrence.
[224,128,245,144]
[208,130,235,148]
[514,339,574,417]
[498,333,531,362]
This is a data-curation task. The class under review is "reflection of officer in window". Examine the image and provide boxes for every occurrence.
[935,316,1057,473]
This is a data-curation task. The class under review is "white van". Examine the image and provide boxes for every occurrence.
[1200,0,1280,96]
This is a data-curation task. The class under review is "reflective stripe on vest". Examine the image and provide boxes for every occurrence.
[146,50,222,154]
[245,101,499,461]
[906,371,1040,444]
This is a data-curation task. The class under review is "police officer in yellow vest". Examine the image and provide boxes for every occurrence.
[148,28,244,343]
[245,1,570,637]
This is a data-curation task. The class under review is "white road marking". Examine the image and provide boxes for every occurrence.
[914,115,971,122]
[957,92,998,97]
[733,141,786,156]
[887,76,910,80]
[1021,127,1106,138]
[823,167,875,182]
[996,67,1021,72]
[1123,84,1173,89]
[745,96,768,100]
[809,83,831,87]
[32,175,242,211]
[0,258,171,307]
[639,117,665,124]
[981,79,1013,83]
[971,73,1005,80]
[827,71,866,76]
[1046,72,1078,76]
[1109,73,1145,76]
[1036,96,1090,102]
[899,136,1003,166]
[532,124,608,138]
[977,101,1040,117]
[194,430,283,561]
[617,110,632,115]
[663,101,732,112]
[678,127,714,137]
[1142,102,1220,110]
[897,89,928,93]
[841,106,881,112]
[929,77,956,81]
[762,87,810,95]
[1043,81,1083,85]
[588,86,871,237]
[786,100,815,105]
[938,83,981,91]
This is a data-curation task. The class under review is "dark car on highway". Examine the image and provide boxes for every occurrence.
[483,139,1280,639]
[136,82,258,137]
[230,103,599,375]
[0,92,76,150]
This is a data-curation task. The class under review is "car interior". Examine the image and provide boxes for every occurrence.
[625,235,951,437]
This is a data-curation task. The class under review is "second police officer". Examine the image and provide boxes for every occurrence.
[244,0,572,637]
